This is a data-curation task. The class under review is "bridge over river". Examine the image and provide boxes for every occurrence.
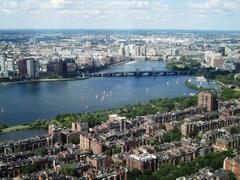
[88,70,192,77]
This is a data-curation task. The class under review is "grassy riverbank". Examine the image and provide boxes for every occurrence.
[0,96,197,133]
[0,125,31,134]
[30,96,197,129]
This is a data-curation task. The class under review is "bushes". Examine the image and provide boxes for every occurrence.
[20,164,40,174]
[162,128,181,142]
[220,88,240,101]
[60,164,78,176]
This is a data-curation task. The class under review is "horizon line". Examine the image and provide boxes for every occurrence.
[0,28,240,32]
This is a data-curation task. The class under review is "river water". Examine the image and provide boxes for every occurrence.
[0,61,198,141]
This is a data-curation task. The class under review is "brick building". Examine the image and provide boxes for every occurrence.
[224,156,240,179]
[198,91,218,112]
[126,152,157,172]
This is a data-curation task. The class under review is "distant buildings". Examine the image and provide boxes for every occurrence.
[47,59,63,75]
[46,58,77,77]
[63,58,76,75]
[198,91,218,112]
[18,58,40,78]
[205,51,225,68]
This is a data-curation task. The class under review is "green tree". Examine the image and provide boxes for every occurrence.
[129,169,142,180]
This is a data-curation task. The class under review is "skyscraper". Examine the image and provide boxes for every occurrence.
[26,59,40,78]
[18,59,27,76]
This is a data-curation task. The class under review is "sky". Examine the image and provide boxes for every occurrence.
[0,0,240,30]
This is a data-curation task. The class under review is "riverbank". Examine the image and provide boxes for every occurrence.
[0,95,197,134]
[0,76,90,86]
[0,124,30,134]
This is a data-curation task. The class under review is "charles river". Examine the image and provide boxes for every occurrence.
[0,61,203,141]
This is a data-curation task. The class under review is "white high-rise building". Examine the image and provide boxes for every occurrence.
[124,46,130,57]
[6,58,14,71]
[0,55,5,72]
[27,59,40,78]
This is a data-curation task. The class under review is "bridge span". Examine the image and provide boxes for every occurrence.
[88,70,191,77]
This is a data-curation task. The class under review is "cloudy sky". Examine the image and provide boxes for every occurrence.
[0,0,240,30]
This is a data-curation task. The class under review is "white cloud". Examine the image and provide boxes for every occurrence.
[190,0,240,13]
[0,0,170,18]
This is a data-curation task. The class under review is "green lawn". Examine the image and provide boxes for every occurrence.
[1,125,30,133]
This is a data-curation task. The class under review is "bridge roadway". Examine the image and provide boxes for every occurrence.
[88,70,191,77]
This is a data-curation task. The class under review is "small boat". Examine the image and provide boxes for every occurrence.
[1,108,3,113]
[96,95,98,99]
[166,81,169,85]
[146,88,149,92]
[126,60,137,65]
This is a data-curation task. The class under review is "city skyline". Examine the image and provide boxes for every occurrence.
[0,0,240,30]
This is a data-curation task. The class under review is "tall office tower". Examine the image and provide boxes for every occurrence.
[18,59,27,76]
[198,91,218,112]
[26,59,40,78]
[0,55,5,72]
